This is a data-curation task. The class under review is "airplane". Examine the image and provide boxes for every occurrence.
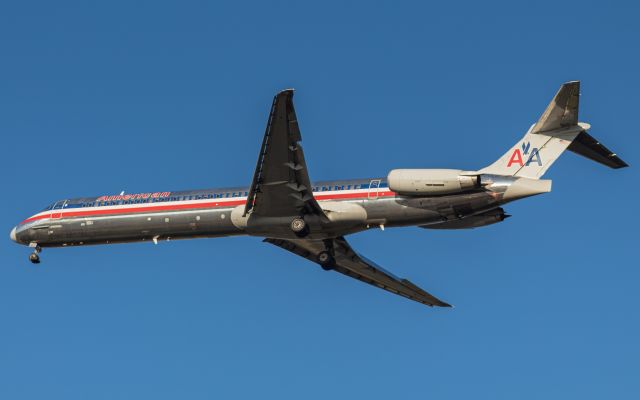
[9,81,628,307]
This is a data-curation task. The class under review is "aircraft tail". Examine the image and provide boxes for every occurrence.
[478,81,627,179]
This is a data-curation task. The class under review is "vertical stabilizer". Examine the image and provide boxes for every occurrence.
[479,81,589,179]
[531,80,580,133]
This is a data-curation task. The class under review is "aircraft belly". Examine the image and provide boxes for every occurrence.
[361,197,440,227]
[362,192,500,228]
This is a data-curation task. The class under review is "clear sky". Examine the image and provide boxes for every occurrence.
[1,1,638,399]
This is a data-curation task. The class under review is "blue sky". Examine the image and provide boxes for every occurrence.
[1,1,638,399]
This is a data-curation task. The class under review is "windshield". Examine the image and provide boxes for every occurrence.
[41,201,66,211]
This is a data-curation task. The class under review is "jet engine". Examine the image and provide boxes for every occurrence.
[387,169,480,195]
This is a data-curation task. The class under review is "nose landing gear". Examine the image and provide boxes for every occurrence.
[28,244,42,264]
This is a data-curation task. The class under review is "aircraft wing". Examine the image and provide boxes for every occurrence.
[264,236,452,308]
[244,89,326,219]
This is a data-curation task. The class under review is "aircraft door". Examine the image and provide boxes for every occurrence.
[368,179,381,200]
[50,200,68,219]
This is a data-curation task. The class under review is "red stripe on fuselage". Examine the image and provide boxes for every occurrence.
[20,191,396,225]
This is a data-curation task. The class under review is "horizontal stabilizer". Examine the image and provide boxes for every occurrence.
[567,130,628,169]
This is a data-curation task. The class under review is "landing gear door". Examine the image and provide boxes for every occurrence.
[368,180,381,200]
[50,200,68,219]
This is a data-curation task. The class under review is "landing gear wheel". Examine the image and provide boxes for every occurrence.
[29,253,40,264]
[317,251,335,271]
[290,217,307,236]
[290,218,306,232]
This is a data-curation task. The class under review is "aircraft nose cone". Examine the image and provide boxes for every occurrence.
[10,227,17,243]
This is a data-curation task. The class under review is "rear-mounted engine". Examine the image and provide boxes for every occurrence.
[387,169,481,195]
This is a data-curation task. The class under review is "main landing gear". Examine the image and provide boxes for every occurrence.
[317,239,336,271]
[290,217,308,237]
[317,251,335,270]
[29,245,42,264]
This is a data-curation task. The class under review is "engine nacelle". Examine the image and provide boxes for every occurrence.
[387,169,480,195]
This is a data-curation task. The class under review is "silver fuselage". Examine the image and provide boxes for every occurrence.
[10,175,537,248]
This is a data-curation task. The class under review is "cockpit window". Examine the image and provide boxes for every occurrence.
[42,201,68,211]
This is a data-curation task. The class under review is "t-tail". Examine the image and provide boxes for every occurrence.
[478,81,628,179]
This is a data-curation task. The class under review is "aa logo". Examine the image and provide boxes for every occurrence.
[507,142,542,167]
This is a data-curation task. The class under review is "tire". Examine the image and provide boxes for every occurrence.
[290,217,306,233]
[317,251,335,270]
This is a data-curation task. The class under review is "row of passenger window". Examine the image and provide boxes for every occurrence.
[66,183,384,209]
[80,192,250,208]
